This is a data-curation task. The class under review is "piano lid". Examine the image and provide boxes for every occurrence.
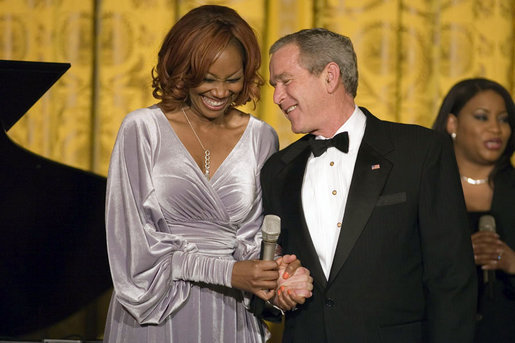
[0,60,70,131]
[0,60,111,337]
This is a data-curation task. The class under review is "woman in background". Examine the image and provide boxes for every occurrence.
[432,78,515,342]
[103,5,311,342]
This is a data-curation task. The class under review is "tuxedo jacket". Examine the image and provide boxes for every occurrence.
[260,108,477,343]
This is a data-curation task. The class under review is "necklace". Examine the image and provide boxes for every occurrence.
[461,175,488,185]
[182,107,211,178]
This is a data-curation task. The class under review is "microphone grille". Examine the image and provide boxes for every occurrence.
[479,215,496,233]
[262,214,281,242]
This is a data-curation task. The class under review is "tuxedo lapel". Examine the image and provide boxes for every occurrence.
[280,139,328,289]
[328,112,393,285]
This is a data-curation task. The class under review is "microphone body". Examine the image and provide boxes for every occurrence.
[249,215,282,319]
[261,215,281,261]
[478,215,496,299]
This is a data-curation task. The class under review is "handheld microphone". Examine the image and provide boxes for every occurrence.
[261,214,281,261]
[479,214,496,299]
[249,215,281,317]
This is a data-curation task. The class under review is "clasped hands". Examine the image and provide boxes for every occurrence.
[231,254,313,311]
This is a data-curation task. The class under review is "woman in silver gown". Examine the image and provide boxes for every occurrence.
[103,5,312,343]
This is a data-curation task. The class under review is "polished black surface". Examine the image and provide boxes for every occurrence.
[0,60,111,336]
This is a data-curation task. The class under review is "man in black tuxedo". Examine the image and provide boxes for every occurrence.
[261,28,477,342]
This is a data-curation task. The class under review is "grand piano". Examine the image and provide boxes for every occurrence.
[0,60,111,338]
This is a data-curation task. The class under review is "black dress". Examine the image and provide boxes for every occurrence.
[469,166,515,343]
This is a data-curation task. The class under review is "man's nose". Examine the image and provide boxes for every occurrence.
[273,85,284,105]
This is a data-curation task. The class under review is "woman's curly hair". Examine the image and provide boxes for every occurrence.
[151,5,263,112]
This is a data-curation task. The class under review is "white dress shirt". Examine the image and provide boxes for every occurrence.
[301,105,366,279]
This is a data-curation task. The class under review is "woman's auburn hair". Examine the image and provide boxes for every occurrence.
[151,5,263,112]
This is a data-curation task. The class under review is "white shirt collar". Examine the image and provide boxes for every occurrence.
[315,105,366,154]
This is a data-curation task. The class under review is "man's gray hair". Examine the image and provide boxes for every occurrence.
[270,28,358,97]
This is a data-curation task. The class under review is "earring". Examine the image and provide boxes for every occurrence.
[451,132,456,140]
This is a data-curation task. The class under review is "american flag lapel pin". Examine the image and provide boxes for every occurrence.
[371,164,380,170]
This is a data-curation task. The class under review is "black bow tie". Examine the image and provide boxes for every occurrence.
[308,132,349,157]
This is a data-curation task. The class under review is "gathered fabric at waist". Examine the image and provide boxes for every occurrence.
[166,219,239,257]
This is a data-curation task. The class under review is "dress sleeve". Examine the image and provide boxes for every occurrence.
[233,123,279,262]
[105,111,233,325]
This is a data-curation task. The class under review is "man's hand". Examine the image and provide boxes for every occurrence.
[277,254,300,280]
[273,254,313,310]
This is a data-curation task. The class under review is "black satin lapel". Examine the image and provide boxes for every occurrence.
[328,142,392,285]
[281,150,328,289]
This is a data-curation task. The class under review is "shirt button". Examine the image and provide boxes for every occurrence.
[337,222,342,228]
[332,190,337,195]
[330,161,334,166]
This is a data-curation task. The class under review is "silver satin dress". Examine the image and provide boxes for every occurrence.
[103,105,278,343]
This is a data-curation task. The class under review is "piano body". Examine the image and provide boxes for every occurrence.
[0,60,111,337]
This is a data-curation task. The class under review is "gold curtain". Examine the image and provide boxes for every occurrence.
[2,0,513,174]
[1,0,513,340]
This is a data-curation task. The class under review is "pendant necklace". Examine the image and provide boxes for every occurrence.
[182,107,211,178]
[461,175,488,185]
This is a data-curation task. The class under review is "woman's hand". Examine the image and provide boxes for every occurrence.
[472,231,515,274]
[272,255,313,311]
[231,260,279,301]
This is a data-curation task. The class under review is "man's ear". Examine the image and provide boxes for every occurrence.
[446,113,458,135]
[324,62,340,93]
